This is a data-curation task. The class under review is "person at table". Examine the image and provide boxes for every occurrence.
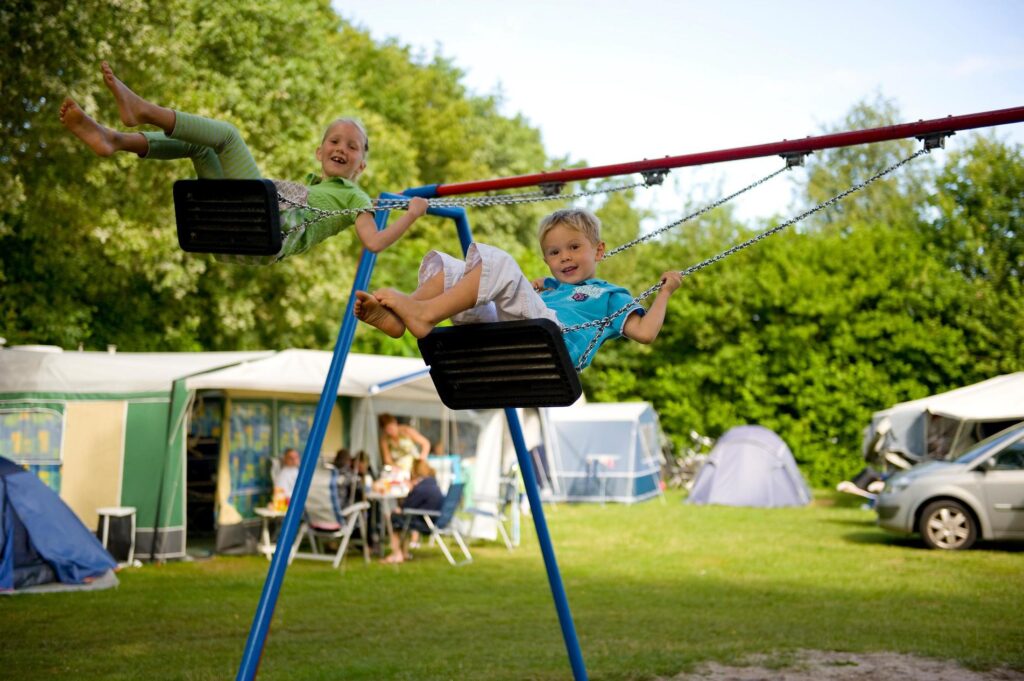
[273,447,300,501]
[378,413,430,475]
[383,459,444,564]
[332,448,362,505]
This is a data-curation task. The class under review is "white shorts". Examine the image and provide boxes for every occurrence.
[419,243,560,326]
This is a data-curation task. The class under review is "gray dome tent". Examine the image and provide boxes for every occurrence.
[687,425,811,507]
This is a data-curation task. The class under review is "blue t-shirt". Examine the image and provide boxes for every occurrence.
[540,278,644,369]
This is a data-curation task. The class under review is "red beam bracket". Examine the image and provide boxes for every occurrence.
[917,131,955,151]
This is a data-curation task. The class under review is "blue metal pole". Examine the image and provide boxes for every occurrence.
[235,209,390,681]
[376,193,588,680]
[505,408,589,681]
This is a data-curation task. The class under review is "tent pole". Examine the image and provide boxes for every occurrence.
[235,209,388,681]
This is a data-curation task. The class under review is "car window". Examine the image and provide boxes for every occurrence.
[991,440,1024,471]
[956,424,1024,465]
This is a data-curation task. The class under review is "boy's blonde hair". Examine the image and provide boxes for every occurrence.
[537,208,602,246]
[322,117,370,154]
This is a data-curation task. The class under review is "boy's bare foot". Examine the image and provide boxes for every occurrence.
[101,61,148,127]
[380,554,404,564]
[59,98,117,156]
[373,288,437,339]
[354,291,406,338]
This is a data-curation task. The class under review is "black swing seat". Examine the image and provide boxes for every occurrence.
[173,179,282,255]
[417,319,582,410]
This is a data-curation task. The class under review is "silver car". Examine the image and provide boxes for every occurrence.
[876,421,1024,550]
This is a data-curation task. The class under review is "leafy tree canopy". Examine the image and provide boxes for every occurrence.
[2,3,1021,486]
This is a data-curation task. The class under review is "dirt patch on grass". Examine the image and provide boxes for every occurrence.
[661,650,1024,680]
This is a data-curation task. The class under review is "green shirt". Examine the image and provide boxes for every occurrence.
[216,174,373,266]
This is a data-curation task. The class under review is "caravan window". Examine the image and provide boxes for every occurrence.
[410,416,481,457]
[0,406,65,492]
[189,395,223,439]
[277,402,318,456]
[228,401,274,516]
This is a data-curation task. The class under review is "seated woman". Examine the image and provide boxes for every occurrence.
[383,459,444,564]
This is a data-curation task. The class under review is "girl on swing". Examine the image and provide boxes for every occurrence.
[60,62,427,264]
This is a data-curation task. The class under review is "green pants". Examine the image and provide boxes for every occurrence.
[146,111,286,264]
[142,110,261,179]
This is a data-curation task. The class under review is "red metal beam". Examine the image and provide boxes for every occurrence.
[432,105,1024,197]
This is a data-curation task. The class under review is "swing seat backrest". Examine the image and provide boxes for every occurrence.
[417,319,582,410]
[173,179,282,255]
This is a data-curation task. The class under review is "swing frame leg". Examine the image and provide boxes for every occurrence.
[506,407,589,681]
[235,211,388,681]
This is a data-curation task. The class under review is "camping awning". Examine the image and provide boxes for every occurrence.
[878,372,1024,423]
[545,401,649,423]
[0,348,272,394]
[184,349,438,400]
[924,373,1024,421]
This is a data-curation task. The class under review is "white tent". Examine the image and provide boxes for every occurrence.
[864,373,1024,463]
[184,350,516,546]
[541,402,664,503]
[1,347,525,557]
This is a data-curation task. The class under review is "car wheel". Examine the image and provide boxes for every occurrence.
[919,500,977,550]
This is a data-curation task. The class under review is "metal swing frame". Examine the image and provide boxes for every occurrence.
[236,105,1024,681]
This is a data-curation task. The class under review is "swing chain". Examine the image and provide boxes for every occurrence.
[604,164,790,259]
[563,146,931,370]
[273,177,659,237]
[280,176,658,219]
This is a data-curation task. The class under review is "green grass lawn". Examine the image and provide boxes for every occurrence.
[3,491,1023,680]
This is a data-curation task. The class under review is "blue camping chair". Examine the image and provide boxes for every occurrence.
[398,482,472,566]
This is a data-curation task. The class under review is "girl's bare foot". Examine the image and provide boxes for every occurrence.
[354,291,406,338]
[373,288,437,339]
[101,61,151,128]
[59,98,117,156]
[380,554,404,564]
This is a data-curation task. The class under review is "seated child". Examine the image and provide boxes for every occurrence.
[354,208,682,370]
[384,459,444,564]
[60,61,427,264]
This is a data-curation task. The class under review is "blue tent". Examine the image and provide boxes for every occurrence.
[687,425,811,508]
[1,456,117,593]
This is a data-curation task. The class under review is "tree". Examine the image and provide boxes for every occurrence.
[2,0,626,353]
[587,100,1024,486]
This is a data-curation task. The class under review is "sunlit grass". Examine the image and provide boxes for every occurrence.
[2,491,1022,680]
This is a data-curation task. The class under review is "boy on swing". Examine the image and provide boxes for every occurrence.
[60,62,427,264]
[354,208,683,370]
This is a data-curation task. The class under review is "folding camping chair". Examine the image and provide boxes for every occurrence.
[291,466,370,569]
[397,482,472,566]
[465,464,519,550]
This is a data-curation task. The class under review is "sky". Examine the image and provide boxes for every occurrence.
[334,1,1024,222]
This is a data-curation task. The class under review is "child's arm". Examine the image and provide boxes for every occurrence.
[622,271,683,344]
[354,196,429,253]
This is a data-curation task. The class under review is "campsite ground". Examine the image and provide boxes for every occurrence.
[663,650,1024,680]
[2,490,1023,680]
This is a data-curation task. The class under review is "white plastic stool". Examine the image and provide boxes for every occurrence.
[96,506,137,566]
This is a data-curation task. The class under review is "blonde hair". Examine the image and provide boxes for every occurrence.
[322,117,369,154]
[411,459,435,480]
[537,208,602,246]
